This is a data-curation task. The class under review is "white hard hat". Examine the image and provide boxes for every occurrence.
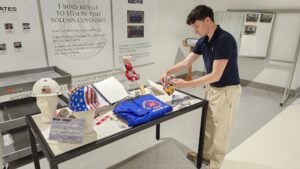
[32,78,61,97]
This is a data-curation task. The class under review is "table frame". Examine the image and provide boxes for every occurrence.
[26,90,208,169]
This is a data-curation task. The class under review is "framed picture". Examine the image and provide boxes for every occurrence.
[244,25,257,35]
[127,11,144,23]
[246,13,259,22]
[14,42,22,49]
[22,23,31,30]
[260,14,273,23]
[127,26,144,38]
[4,23,13,30]
[0,44,7,51]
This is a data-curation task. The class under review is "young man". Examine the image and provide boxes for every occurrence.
[160,5,242,169]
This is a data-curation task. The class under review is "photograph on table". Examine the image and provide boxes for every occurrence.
[127,26,144,38]
[0,43,7,51]
[244,25,257,35]
[260,14,273,23]
[4,23,13,30]
[127,11,144,23]
[22,23,30,30]
[246,13,259,22]
[128,0,143,4]
[13,42,22,49]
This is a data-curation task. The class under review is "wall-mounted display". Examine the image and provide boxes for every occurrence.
[22,23,30,30]
[127,11,144,23]
[13,42,22,49]
[246,13,259,22]
[0,0,47,72]
[244,25,257,35]
[260,14,273,23]
[240,13,275,57]
[40,0,114,76]
[0,44,7,51]
[113,0,155,68]
[4,23,13,30]
[127,25,144,38]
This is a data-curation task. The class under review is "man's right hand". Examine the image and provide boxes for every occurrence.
[160,71,168,84]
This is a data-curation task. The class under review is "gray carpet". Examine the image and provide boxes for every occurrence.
[108,138,197,169]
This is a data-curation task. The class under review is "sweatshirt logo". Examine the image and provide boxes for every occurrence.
[142,100,161,109]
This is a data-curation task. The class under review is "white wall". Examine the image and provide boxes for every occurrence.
[6,0,298,91]
[134,0,205,84]
[51,0,300,92]
[203,0,300,90]
[57,0,206,88]
[139,0,300,91]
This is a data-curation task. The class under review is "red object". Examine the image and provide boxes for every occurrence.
[6,88,14,94]
[95,115,111,126]
[125,63,140,81]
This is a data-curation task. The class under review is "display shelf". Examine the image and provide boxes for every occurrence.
[0,66,71,99]
[2,127,36,163]
[0,96,68,131]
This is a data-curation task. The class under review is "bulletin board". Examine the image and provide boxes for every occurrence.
[268,13,300,62]
[39,0,114,76]
[239,13,275,58]
[0,0,47,73]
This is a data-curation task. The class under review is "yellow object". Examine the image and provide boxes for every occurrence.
[163,84,174,96]
[139,83,146,95]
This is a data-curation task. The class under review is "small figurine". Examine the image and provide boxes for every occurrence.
[125,63,140,81]
[123,56,140,82]
[163,75,175,96]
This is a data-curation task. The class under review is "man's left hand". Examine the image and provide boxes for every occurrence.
[171,78,189,88]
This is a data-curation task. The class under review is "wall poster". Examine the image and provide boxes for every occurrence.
[40,0,114,76]
[112,0,155,68]
[0,0,47,73]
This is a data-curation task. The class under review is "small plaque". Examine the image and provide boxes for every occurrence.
[49,117,84,144]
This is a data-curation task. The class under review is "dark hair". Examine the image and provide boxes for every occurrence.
[186,5,214,25]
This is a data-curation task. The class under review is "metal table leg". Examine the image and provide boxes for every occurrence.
[27,125,40,169]
[197,101,208,169]
[156,124,160,140]
[0,131,4,168]
[50,162,59,169]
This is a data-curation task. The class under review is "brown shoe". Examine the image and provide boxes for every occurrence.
[187,151,210,164]
[187,151,197,162]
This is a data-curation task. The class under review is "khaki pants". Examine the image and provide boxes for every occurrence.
[203,85,242,169]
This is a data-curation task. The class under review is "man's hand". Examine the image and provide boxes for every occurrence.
[160,71,168,84]
[171,78,189,88]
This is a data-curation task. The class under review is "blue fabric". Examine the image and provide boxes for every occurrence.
[192,25,240,87]
[113,94,173,127]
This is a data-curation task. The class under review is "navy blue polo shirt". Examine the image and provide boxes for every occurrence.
[192,25,240,87]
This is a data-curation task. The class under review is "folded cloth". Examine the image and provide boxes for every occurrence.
[113,94,173,127]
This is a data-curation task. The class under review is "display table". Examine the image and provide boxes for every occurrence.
[26,88,208,169]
